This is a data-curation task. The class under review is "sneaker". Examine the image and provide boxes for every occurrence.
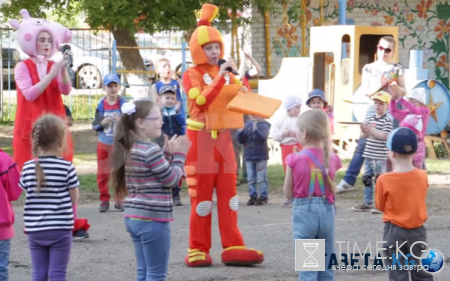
[173,196,182,206]
[99,201,110,212]
[337,180,354,193]
[371,208,382,214]
[73,229,89,241]
[281,199,293,207]
[247,197,257,206]
[256,197,268,205]
[114,203,124,211]
[352,203,372,212]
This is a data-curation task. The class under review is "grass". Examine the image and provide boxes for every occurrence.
[1,93,136,124]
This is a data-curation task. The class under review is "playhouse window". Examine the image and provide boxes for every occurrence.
[341,34,351,85]
[313,52,335,106]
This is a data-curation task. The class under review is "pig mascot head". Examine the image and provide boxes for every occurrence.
[9,9,72,58]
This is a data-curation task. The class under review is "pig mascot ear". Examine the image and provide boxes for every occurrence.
[20,9,31,19]
[65,30,72,43]
[9,19,20,29]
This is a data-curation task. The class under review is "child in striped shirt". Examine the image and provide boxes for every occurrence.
[19,114,80,280]
[352,91,393,214]
[111,99,191,280]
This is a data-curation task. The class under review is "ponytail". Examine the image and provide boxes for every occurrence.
[32,120,45,193]
[111,114,133,200]
[322,136,338,194]
[111,99,154,201]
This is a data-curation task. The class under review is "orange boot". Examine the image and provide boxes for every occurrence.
[184,249,213,267]
[221,246,265,266]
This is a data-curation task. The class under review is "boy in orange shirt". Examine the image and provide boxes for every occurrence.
[376,127,433,280]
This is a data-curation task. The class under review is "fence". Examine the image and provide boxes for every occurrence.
[0,28,190,124]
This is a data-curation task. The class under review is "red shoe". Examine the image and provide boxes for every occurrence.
[184,249,213,267]
[221,246,264,266]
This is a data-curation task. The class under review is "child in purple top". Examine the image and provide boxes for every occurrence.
[284,109,341,281]
[389,88,430,169]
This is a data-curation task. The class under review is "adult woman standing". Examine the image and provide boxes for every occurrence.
[10,10,90,239]
[337,36,406,194]
[10,10,74,171]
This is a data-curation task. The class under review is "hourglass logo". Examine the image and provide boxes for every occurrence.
[295,239,326,271]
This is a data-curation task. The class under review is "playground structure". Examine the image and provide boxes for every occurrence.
[259,25,450,160]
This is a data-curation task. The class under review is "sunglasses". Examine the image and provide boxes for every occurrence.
[377,45,392,53]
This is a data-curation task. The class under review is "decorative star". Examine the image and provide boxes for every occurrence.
[427,92,443,122]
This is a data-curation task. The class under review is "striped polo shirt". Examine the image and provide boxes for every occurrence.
[363,113,393,160]
[19,156,80,233]
[123,141,186,222]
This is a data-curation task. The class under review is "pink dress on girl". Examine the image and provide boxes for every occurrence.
[389,98,430,168]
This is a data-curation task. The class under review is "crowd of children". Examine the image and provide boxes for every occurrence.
[0,30,436,281]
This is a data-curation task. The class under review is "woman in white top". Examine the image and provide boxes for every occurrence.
[337,36,407,194]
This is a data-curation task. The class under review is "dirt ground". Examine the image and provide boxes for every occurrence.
[2,124,450,280]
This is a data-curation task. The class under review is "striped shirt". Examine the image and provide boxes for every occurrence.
[363,114,393,160]
[19,156,80,233]
[124,141,186,222]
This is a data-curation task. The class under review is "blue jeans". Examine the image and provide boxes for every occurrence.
[363,158,386,206]
[246,160,268,199]
[0,239,10,281]
[125,218,171,281]
[292,197,335,281]
[343,138,366,186]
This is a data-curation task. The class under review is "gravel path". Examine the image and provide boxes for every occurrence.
[8,196,450,281]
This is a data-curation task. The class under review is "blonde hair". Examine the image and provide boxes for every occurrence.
[379,36,396,51]
[297,109,338,194]
[111,99,155,200]
[32,115,68,193]
[155,58,170,73]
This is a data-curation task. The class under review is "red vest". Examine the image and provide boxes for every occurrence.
[13,59,73,170]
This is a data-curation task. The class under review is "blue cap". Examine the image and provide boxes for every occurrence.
[103,74,120,86]
[158,85,177,95]
[386,127,418,154]
[306,89,328,107]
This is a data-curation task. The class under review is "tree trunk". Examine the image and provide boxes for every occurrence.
[111,27,151,99]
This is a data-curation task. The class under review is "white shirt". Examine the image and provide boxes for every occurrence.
[270,115,299,145]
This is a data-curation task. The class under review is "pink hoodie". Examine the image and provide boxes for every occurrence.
[0,150,22,240]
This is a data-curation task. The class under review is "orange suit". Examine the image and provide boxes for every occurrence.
[182,4,264,267]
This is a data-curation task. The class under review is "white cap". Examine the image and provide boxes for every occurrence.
[408,88,427,105]
[284,95,303,110]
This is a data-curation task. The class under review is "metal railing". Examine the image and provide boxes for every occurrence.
[0,28,191,124]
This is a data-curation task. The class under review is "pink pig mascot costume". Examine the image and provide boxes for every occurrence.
[9,9,90,237]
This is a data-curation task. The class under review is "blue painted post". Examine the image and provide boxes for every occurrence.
[112,40,117,74]
[339,0,347,59]
[181,41,187,74]
[181,41,188,116]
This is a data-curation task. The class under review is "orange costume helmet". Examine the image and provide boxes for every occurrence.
[189,4,224,65]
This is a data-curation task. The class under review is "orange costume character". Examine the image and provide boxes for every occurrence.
[182,4,264,267]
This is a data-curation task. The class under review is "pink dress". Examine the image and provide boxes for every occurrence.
[389,98,430,168]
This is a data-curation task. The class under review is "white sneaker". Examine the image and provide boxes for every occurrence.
[371,208,382,214]
[337,180,354,193]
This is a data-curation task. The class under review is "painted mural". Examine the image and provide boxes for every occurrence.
[271,0,450,87]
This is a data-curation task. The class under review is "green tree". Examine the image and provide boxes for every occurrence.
[0,0,278,95]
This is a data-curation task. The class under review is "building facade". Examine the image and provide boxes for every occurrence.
[250,0,448,87]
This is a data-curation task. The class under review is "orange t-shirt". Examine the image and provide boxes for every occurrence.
[375,169,429,229]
